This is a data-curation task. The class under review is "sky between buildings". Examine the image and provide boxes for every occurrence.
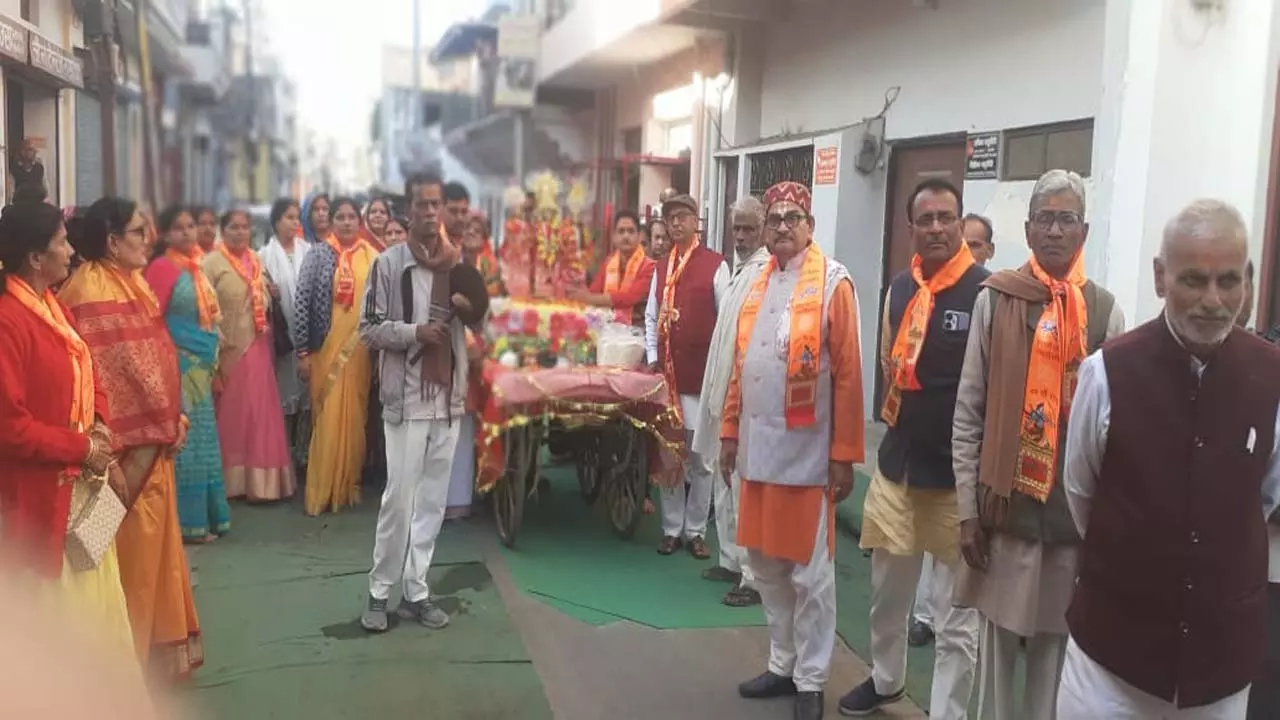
[263,0,488,150]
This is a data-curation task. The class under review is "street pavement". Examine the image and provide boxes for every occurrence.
[179,423,928,719]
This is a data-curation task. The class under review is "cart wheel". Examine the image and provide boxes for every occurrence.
[606,428,649,539]
[494,426,529,548]
[576,430,603,505]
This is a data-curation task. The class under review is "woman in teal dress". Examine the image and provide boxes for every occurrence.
[143,205,231,542]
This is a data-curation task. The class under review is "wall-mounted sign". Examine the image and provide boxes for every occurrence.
[495,16,539,109]
[814,146,839,185]
[0,15,27,63]
[29,32,84,89]
[965,132,1000,180]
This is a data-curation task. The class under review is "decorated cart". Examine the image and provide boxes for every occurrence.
[475,298,685,547]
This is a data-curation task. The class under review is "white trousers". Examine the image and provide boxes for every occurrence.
[977,617,1067,720]
[368,419,461,603]
[714,467,754,587]
[748,501,836,692]
[446,414,475,510]
[660,424,713,540]
[870,550,980,720]
[1057,637,1250,720]
[913,553,941,627]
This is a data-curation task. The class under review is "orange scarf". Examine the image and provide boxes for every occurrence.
[603,249,646,294]
[217,244,269,335]
[1013,253,1088,502]
[326,235,373,310]
[7,275,95,434]
[476,247,503,296]
[165,247,221,330]
[735,242,828,428]
[657,238,700,421]
[882,243,976,426]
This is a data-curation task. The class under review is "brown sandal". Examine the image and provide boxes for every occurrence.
[723,585,762,607]
[658,536,683,555]
[687,536,711,560]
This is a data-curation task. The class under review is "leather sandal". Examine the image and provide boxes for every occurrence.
[687,536,711,560]
[657,536,683,555]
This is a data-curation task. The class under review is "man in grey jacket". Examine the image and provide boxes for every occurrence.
[358,172,472,633]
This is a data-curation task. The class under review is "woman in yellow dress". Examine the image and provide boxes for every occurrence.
[59,197,204,681]
[293,196,378,515]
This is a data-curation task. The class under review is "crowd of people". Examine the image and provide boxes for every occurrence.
[0,163,1276,720]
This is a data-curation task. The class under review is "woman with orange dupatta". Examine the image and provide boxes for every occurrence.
[59,197,203,681]
[0,201,141,676]
[205,209,296,502]
[294,196,378,515]
[144,205,230,542]
[361,197,392,252]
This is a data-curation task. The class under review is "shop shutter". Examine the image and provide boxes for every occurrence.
[75,92,103,204]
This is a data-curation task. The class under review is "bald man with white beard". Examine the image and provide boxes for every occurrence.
[1060,199,1280,719]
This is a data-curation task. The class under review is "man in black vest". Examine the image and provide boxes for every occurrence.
[839,179,987,718]
[1060,199,1280,718]
[951,169,1125,719]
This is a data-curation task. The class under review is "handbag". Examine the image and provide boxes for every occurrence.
[64,471,126,572]
[271,298,294,357]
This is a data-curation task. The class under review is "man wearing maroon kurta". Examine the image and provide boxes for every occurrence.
[644,194,729,558]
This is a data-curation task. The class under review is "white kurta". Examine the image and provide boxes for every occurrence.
[1061,320,1280,718]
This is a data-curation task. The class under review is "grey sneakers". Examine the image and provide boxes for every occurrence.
[361,596,389,633]
[396,598,451,629]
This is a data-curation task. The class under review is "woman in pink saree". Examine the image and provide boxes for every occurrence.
[204,209,295,501]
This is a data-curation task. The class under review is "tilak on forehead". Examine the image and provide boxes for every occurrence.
[764,181,812,214]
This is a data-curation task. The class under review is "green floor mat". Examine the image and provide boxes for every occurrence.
[498,466,766,629]
[186,500,551,720]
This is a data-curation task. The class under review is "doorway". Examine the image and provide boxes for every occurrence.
[874,137,967,412]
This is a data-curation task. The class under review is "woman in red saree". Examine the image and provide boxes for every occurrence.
[0,201,139,670]
[60,197,203,681]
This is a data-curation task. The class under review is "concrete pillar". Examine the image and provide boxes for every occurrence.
[1090,0,1280,323]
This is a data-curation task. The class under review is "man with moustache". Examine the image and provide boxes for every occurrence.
[442,182,471,243]
[839,179,985,718]
[963,214,996,266]
[691,195,771,607]
[645,194,729,559]
[358,172,479,633]
[721,181,863,719]
[951,170,1125,719]
[1060,199,1280,719]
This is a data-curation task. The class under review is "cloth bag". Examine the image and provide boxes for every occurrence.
[63,472,126,572]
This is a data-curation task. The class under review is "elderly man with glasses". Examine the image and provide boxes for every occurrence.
[644,194,729,559]
[839,178,987,719]
[950,170,1125,719]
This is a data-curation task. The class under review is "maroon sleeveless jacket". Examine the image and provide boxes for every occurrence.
[1067,317,1280,708]
[653,243,722,397]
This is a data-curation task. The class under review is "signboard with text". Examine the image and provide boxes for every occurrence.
[965,132,1000,180]
[814,146,838,185]
[495,16,539,109]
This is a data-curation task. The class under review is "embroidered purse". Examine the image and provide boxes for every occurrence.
[64,471,126,572]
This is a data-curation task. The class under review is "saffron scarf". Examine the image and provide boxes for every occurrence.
[325,235,374,310]
[164,247,221,330]
[475,247,503,296]
[657,237,700,421]
[1011,253,1088,502]
[734,242,828,429]
[882,243,976,426]
[217,244,269,335]
[7,275,96,434]
[603,248,647,294]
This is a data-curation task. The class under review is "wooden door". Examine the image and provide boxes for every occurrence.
[874,139,967,412]
[882,141,968,283]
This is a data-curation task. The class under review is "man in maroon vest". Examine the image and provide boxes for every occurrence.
[1060,199,1280,719]
[644,193,729,558]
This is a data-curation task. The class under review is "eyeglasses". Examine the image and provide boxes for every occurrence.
[663,209,695,223]
[912,212,959,229]
[1030,210,1083,231]
[765,212,808,230]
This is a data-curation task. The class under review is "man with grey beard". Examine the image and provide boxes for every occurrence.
[691,195,772,606]
[1061,199,1280,719]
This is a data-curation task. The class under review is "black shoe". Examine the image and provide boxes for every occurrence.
[837,678,904,716]
[908,620,935,647]
[794,691,824,720]
[738,671,799,699]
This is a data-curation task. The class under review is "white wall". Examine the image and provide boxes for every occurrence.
[538,0,665,83]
